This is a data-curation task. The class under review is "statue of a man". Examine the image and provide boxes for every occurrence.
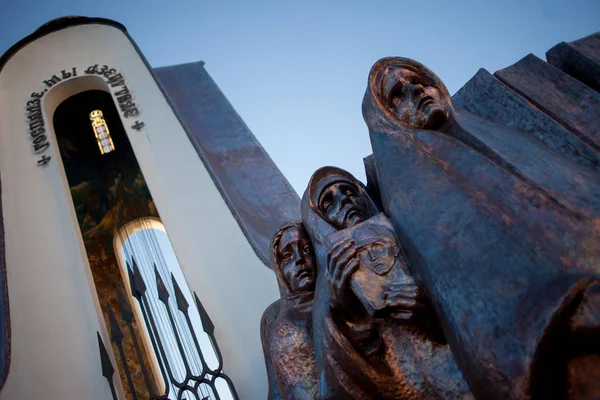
[362,57,600,400]
[261,222,319,400]
[301,166,472,399]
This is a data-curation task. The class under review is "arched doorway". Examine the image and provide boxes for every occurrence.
[53,89,236,400]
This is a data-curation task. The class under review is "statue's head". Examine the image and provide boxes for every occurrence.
[354,225,401,277]
[307,166,371,230]
[365,57,452,130]
[325,215,411,318]
[271,222,316,294]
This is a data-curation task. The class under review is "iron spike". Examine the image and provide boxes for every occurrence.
[116,285,134,323]
[155,264,170,305]
[171,273,189,312]
[132,256,147,298]
[106,301,124,344]
[194,292,215,336]
[97,332,115,379]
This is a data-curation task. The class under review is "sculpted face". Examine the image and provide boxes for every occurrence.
[357,239,399,276]
[350,233,411,318]
[317,181,369,230]
[277,226,316,292]
[325,216,417,319]
[383,66,449,130]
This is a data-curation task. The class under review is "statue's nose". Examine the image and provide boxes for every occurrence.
[332,195,346,217]
[367,248,377,261]
[294,249,306,265]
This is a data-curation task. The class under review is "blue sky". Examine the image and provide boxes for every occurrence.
[1,0,599,194]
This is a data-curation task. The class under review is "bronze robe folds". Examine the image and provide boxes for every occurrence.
[362,57,600,400]
[261,225,318,400]
[301,169,471,399]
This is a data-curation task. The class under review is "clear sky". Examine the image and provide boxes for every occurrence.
[1,0,599,194]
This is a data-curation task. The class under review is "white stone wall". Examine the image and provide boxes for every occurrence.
[0,22,278,399]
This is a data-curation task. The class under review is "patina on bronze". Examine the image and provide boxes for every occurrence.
[261,222,318,400]
[362,57,600,400]
[301,167,471,399]
[261,33,600,399]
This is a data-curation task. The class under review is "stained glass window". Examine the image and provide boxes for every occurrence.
[90,109,115,155]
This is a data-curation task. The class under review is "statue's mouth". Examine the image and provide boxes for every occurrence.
[343,207,364,226]
[297,269,313,281]
[417,95,434,111]
[371,262,393,276]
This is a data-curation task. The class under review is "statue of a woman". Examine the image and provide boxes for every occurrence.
[301,166,472,399]
[261,222,319,400]
[362,57,600,400]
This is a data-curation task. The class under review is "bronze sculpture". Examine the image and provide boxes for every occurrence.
[261,222,319,400]
[301,167,471,399]
[362,57,600,400]
[262,32,600,399]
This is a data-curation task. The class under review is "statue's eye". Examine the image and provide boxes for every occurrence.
[282,252,292,261]
[374,243,384,251]
[323,201,331,211]
[391,82,404,97]
[345,189,353,196]
[303,246,311,254]
[388,82,405,108]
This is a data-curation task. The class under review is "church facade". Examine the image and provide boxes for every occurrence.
[0,16,299,399]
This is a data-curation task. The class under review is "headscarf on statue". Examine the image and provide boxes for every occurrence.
[301,166,471,399]
[362,56,600,400]
[260,222,318,400]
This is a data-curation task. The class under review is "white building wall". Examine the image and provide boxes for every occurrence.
[0,22,279,399]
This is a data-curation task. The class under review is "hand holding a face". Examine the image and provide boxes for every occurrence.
[326,233,424,322]
[384,278,420,321]
[326,238,360,311]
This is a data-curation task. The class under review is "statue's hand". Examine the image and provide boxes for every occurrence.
[385,279,420,320]
[326,238,359,309]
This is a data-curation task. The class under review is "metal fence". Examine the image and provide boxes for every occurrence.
[97,256,239,400]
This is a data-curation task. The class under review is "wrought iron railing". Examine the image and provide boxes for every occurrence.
[97,257,239,400]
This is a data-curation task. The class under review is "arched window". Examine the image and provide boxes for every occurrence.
[113,218,237,400]
[53,88,237,400]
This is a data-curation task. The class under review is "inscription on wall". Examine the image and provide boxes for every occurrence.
[26,65,145,166]
[26,90,51,166]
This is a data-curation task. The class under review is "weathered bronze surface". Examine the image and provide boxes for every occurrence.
[155,63,301,267]
[261,222,318,400]
[363,57,600,400]
[453,68,600,171]
[262,32,600,399]
[300,167,471,400]
[547,32,600,94]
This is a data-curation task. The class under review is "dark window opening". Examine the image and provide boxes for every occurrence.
[53,90,236,400]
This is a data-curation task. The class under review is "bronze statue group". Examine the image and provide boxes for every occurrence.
[261,58,600,400]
